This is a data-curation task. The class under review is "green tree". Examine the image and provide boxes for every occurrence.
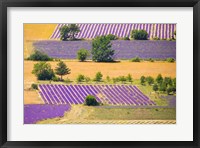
[153,84,158,92]
[84,95,99,106]
[164,77,172,86]
[59,25,70,41]
[32,62,55,80]
[126,74,133,83]
[94,72,103,82]
[59,24,80,41]
[77,48,90,62]
[55,61,71,80]
[130,30,148,40]
[173,78,176,87]
[159,82,167,92]
[69,24,80,40]
[140,76,146,85]
[91,36,115,62]
[76,74,85,83]
[146,76,154,85]
[156,74,163,84]
[27,50,52,61]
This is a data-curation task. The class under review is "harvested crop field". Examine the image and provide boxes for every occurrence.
[24,60,176,85]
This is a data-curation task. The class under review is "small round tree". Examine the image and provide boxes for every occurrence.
[156,74,163,84]
[94,72,103,82]
[76,74,85,83]
[140,76,146,85]
[130,30,148,40]
[32,62,55,80]
[126,74,133,83]
[153,84,158,92]
[55,61,71,80]
[77,48,90,62]
[84,95,99,106]
[146,76,154,85]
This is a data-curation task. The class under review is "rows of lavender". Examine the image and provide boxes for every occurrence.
[24,104,71,124]
[50,24,176,39]
[39,84,156,106]
[33,40,176,59]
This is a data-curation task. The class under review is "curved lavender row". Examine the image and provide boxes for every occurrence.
[33,40,176,59]
[24,104,71,124]
[39,84,156,106]
[50,24,176,40]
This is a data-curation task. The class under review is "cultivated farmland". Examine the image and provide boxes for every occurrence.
[39,84,156,106]
[33,40,176,59]
[50,24,176,39]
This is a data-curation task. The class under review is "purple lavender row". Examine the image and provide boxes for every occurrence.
[33,40,176,60]
[24,104,71,124]
[50,24,176,39]
[39,84,156,106]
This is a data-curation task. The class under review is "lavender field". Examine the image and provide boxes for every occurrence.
[39,84,156,106]
[50,24,176,40]
[24,104,71,124]
[33,40,176,59]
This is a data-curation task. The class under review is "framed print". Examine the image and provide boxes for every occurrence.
[0,0,200,148]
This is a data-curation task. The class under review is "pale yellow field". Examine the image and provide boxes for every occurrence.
[24,24,57,58]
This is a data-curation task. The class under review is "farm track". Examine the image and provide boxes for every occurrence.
[38,120,176,124]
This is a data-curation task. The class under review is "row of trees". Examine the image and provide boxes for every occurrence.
[32,61,70,80]
[140,74,176,95]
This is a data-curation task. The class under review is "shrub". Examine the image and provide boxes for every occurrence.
[27,50,53,61]
[167,86,175,95]
[64,78,71,83]
[84,95,99,106]
[166,58,175,63]
[149,58,154,62]
[156,74,163,84]
[123,36,130,40]
[32,62,55,80]
[55,61,71,80]
[131,57,140,62]
[106,34,118,40]
[106,76,111,82]
[85,76,91,83]
[31,83,38,90]
[77,48,90,62]
[118,76,127,83]
[146,76,154,85]
[112,78,118,83]
[153,84,158,92]
[159,82,167,92]
[173,78,176,87]
[91,36,115,62]
[76,74,85,82]
[52,76,61,82]
[152,37,160,40]
[130,30,148,40]
[164,77,172,86]
[94,72,103,82]
[126,74,133,83]
[140,76,146,85]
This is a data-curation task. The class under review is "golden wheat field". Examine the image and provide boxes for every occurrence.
[24,24,57,58]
